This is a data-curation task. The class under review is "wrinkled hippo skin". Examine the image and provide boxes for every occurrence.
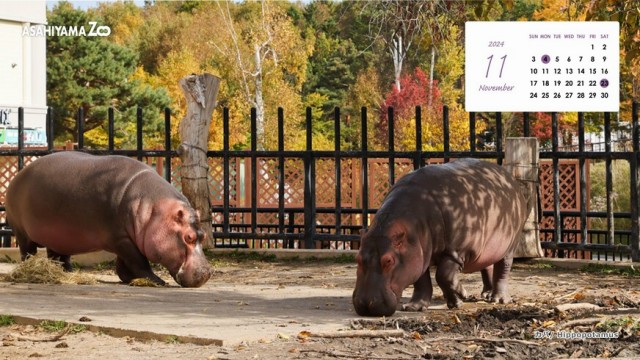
[6,151,211,287]
[352,158,528,316]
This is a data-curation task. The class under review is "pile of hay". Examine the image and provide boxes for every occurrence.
[4,256,96,285]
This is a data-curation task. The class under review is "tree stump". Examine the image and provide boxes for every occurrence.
[505,137,543,258]
[178,73,221,248]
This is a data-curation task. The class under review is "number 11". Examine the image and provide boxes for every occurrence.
[486,54,507,78]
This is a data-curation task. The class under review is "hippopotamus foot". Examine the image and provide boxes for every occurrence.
[489,256,513,304]
[116,256,166,286]
[46,249,73,272]
[402,300,430,311]
[480,266,494,300]
[402,268,433,312]
[435,256,467,309]
[490,293,512,304]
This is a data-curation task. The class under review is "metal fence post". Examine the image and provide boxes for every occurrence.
[77,107,84,150]
[303,107,316,249]
[361,107,369,232]
[17,107,24,170]
[632,101,640,262]
[551,112,562,257]
[414,106,422,169]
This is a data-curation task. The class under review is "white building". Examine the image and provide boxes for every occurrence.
[0,1,47,144]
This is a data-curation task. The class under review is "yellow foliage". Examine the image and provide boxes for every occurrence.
[533,0,586,21]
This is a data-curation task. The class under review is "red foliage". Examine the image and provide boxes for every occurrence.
[530,112,573,146]
[378,67,442,143]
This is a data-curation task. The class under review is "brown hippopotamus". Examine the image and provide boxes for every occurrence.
[352,158,528,316]
[5,151,211,288]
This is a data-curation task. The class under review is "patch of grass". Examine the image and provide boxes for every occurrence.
[531,262,555,269]
[93,260,115,272]
[206,250,277,265]
[164,335,181,344]
[0,315,15,326]
[596,317,640,332]
[288,254,356,264]
[206,250,357,265]
[39,320,68,332]
[38,320,86,333]
[581,263,640,277]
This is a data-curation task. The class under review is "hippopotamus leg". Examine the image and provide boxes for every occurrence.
[481,266,494,300]
[490,254,514,304]
[113,238,166,286]
[16,230,37,262]
[435,256,468,309]
[402,268,433,311]
[46,248,72,272]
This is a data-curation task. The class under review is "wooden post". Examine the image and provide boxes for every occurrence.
[178,73,221,248]
[505,137,543,258]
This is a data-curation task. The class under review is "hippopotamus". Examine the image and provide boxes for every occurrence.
[5,151,211,288]
[352,158,528,316]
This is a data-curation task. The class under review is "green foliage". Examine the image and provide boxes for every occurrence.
[39,320,68,332]
[581,263,640,277]
[596,317,640,332]
[46,1,638,150]
[164,335,181,344]
[206,250,278,264]
[38,319,87,333]
[0,315,15,326]
[47,2,170,148]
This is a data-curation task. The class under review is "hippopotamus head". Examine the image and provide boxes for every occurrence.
[352,219,425,316]
[141,200,211,288]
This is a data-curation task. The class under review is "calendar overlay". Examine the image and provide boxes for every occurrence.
[465,22,619,112]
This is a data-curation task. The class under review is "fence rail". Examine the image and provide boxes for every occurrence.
[0,103,638,262]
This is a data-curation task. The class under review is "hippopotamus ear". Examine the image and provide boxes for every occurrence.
[387,221,408,250]
[174,209,188,225]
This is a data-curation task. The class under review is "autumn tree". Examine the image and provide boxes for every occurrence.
[211,0,311,151]
[359,1,430,91]
[47,2,170,147]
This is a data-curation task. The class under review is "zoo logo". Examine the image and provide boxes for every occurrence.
[22,22,111,37]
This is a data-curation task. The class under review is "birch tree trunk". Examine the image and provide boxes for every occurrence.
[178,73,221,248]
[254,44,266,151]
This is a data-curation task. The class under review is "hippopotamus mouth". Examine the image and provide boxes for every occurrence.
[353,280,401,317]
[174,265,211,288]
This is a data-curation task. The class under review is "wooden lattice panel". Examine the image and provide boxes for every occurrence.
[539,159,588,258]
[367,158,414,208]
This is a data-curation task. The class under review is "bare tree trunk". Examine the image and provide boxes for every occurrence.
[177,73,221,248]
[391,34,403,91]
[254,44,266,151]
[428,47,435,107]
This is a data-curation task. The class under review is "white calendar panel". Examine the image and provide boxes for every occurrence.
[465,22,619,112]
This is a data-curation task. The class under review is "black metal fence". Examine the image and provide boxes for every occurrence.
[0,103,639,262]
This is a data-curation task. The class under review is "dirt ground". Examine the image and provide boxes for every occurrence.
[1,255,639,360]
